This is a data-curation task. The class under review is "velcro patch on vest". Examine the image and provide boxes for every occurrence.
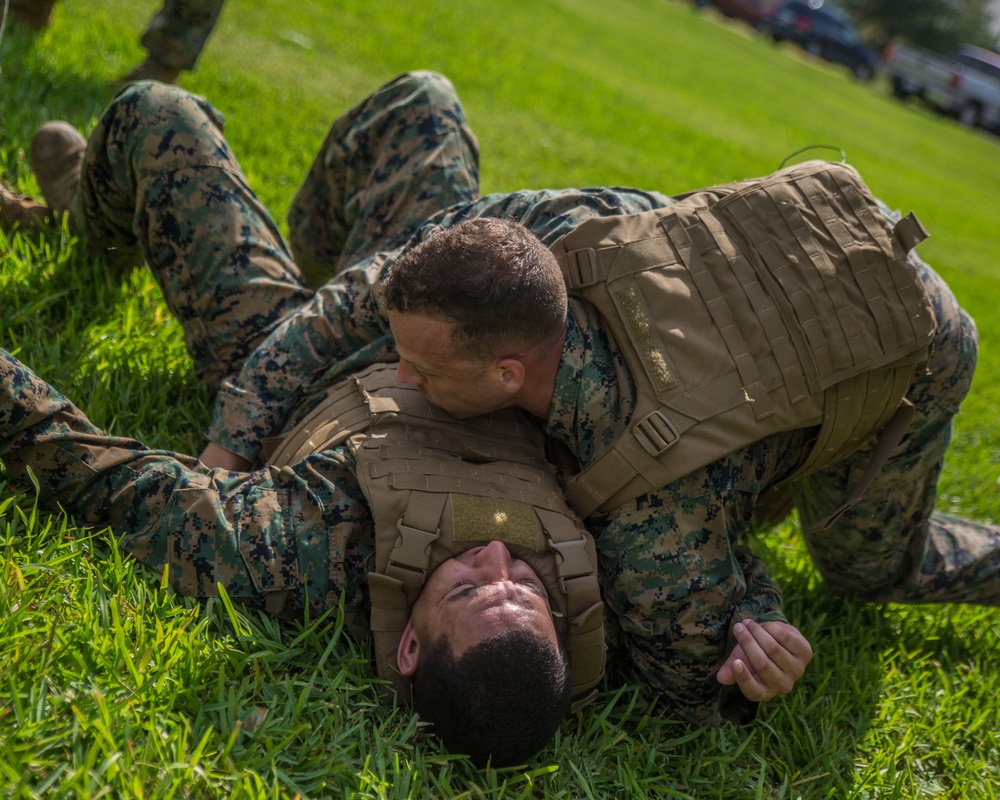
[613,285,677,394]
[450,495,540,549]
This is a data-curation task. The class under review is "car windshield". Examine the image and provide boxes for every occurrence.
[955,53,1000,81]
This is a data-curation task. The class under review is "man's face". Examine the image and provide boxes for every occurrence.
[389,310,513,418]
[407,540,559,661]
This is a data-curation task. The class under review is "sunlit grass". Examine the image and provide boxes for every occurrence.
[2,0,998,797]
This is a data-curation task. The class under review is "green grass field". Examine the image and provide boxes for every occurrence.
[2,0,999,797]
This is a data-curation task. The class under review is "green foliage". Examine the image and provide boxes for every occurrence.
[2,0,999,797]
[839,0,1000,52]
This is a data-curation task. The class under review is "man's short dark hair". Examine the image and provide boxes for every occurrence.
[412,628,572,767]
[382,218,568,362]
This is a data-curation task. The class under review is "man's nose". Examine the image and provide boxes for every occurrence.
[473,540,512,579]
[395,360,422,386]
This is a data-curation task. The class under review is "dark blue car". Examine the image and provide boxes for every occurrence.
[767,0,878,80]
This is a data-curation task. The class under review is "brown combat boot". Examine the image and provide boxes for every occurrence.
[119,56,181,87]
[0,180,50,233]
[9,0,57,30]
[30,121,86,216]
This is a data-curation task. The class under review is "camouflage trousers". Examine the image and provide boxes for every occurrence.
[140,0,225,71]
[72,71,479,388]
[794,259,1000,605]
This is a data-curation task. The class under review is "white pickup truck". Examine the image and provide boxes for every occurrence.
[883,42,1000,132]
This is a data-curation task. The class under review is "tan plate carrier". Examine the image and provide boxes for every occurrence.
[267,363,606,709]
[549,160,937,524]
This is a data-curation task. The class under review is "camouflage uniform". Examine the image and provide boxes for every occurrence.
[139,0,225,73]
[9,72,999,726]
[0,346,373,630]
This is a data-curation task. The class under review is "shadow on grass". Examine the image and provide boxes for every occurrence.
[0,23,123,137]
[740,522,996,796]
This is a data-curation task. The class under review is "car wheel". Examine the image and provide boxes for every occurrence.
[957,102,982,128]
[805,40,822,57]
[890,76,910,99]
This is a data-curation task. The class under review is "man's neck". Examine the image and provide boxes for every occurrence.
[516,325,566,419]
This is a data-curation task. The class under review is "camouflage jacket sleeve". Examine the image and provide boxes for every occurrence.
[1,349,372,625]
[207,187,674,463]
[589,486,788,725]
[207,251,396,461]
[548,302,805,724]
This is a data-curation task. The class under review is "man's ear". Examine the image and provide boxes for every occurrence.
[495,357,526,396]
[397,618,421,677]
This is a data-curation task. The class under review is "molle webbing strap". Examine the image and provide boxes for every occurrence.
[535,507,605,706]
[385,492,448,604]
[264,378,373,466]
[668,212,774,421]
[368,572,413,702]
[894,212,929,252]
[562,411,683,518]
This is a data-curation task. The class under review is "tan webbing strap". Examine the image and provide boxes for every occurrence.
[668,212,774,420]
[729,195,842,382]
[368,572,413,701]
[851,244,902,355]
[567,602,605,710]
[829,185,933,341]
[265,379,371,467]
[375,436,545,467]
[385,492,447,603]
[563,411,684,518]
[360,363,402,393]
[732,243,811,404]
[368,452,558,500]
[835,169,897,249]
[563,447,637,519]
[562,246,601,288]
[810,398,915,530]
[533,507,605,702]
[796,188,880,367]
[894,212,929,252]
[798,179,906,360]
[564,359,775,515]
[780,189,870,370]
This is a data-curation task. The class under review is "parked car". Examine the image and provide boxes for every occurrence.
[766,0,878,81]
[884,42,1000,132]
[693,0,779,31]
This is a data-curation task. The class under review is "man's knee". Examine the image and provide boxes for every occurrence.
[385,70,457,102]
[97,80,231,175]
[106,80,226,143]
[367,71,464,128]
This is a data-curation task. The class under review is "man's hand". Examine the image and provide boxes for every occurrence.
[716,619,812,703]
[199,442,254,472]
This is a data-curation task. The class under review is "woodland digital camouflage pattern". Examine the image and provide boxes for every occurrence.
[3,71,997,727]
[140,0,225,72]
[0,347,374,632]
